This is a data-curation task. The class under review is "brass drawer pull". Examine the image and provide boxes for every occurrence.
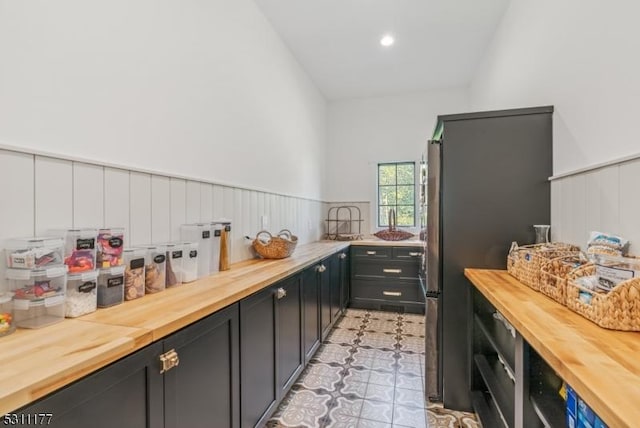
[383,268,402,274]
[383,291,402,297]
[366,251,377,255]
[409,252,421,257]
[159,349,180,374]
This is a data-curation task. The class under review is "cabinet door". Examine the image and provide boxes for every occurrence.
[276,275,303,397]
[339,251,350,313]
[302,264,321,363]
[320,258,332,339]
[163,303,240,428]
[329,253,341,323]
[20,342,163,428]
[240,286,277,428]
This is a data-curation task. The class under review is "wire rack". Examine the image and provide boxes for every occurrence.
[325,206,364,241]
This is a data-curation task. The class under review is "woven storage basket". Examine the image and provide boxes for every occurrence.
[566,271,640,331]
[539,255,595,305]
[252,229,298,259]
[507,242,580,291]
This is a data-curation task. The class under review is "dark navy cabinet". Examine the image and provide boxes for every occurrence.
[349,245,424,314]
[302,263,321,363]
[19,304,240,428]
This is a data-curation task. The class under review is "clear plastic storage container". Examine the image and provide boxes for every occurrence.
[123,248,146,301]
[13,295,65,329]
[0,292,15,337]
[53,228,98,273]
[164,243,184,287]
[65,270,99,318]
[213,220,232,271]
[7,266,67,300]
[180,224,211,279]
[209,223,223,274]
[143,245,166,294]
[182,242,199,283]
[96,228,125,269]
[5,237,64,269]
[97,265,125,308]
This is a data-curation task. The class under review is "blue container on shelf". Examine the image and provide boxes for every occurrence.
[566,384,608,428]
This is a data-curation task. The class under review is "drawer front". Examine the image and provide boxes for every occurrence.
[352,260,419,281]
[351,280,421,303]
[392,247,423,260]
[351,246,391,259]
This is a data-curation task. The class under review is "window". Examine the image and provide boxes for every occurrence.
[377,162,416,227]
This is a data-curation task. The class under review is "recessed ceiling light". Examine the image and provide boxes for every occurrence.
[380,34,395,47]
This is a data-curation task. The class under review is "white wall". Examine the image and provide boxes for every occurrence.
[325,88,469,232]
[0,0,326,200]
[0,148,326,292]
[469,0,640,177]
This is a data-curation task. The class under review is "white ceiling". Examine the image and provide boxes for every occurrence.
[253,0,510,100]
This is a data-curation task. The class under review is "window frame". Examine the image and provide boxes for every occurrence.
[376,161,417,228]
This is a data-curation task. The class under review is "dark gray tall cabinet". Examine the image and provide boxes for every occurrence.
[430,106,553,412]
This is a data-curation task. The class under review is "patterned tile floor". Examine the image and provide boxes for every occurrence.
[266,309,480,428]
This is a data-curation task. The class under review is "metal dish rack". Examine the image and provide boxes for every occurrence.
[325,206,364,241]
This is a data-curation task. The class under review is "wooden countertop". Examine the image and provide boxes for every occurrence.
[349,238,422,247]
[0,241,349,416]
[465,269,640,428]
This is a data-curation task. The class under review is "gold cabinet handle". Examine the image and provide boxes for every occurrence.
[159,349,180,374]
[366,251,377,255]
[383,268,402,273]
[383,291,402,297]
[409,252,421,257]
[316,264,326,273]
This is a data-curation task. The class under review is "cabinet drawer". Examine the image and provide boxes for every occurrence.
[351,246,391,259]
[351,280,421,303]
[392,247,423,260]
[352,260,419,281]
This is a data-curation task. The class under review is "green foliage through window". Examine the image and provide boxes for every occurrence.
[378,162,415,227]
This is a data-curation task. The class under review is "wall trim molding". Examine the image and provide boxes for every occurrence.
[0,141,327,204]
[549,151,640,181]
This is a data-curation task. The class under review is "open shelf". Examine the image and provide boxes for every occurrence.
[474,312,515,373]
[530,390,565,428]
[529,350,565,428]
[474,354,515,428]
[470,390,505,428]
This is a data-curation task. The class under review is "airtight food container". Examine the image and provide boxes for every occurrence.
[5,237,64,269]
[96,228,125,269]
[209,223,223,275]
[123,248,146,301]
[97,265,125,308]
[164,243,184,287]
[143,245,166,294]
[13,296,65,329]
[181,242,199,283]
[52,228,98,273]
[8,266,67,328]
[180,224,211,279]
[7,266,67,301]
[0,292,15,337]
[65,270,99,318]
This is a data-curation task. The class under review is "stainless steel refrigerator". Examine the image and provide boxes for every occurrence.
[420,106,553,411]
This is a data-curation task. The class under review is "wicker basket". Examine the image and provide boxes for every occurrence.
[507,242,580,291]
[539,255,595,305]
[373,209,414,241]
[252,229,298,259]
[566,272,640,331]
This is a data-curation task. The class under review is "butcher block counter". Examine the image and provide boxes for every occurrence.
[0,240,349,416]
[465,268,640,428]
